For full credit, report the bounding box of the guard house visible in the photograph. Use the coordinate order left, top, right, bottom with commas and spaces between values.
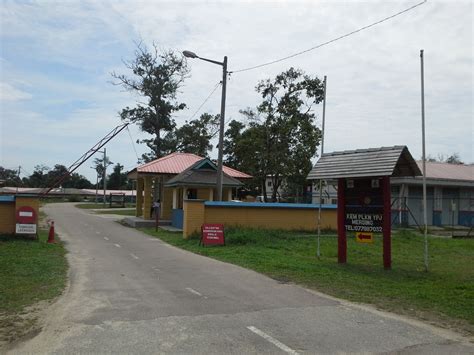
307, 146, 421, 269
127, 152, 252, 228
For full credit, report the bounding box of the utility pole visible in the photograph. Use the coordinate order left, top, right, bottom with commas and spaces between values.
182, 50, 228, 201
216, 56, 228, 201
420, 49, 429, 271
317, 75, 327, 259
16, 165, 21, 194
103, 148, 107, 207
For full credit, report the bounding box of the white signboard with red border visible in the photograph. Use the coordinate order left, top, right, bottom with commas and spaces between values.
15, 206, 37, 235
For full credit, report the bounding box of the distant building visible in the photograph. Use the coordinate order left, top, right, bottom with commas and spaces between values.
391, 161, 473, 227
309, 157, 474, 227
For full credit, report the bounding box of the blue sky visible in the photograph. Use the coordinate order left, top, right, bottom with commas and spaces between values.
1, 0, 472, 182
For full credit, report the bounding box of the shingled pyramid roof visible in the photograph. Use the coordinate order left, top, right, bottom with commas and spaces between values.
307, 146, 422, 180
164, 158, 244, 187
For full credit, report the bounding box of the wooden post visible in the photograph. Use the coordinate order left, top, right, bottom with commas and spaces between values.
143, 176, 152, 220
136, 178, 144, 217
337, 178, 347, 264
383, 176, 392, 269
172, 188, 177, 209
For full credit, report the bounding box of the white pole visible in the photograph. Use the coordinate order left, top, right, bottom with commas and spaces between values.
420, 49, 429, 271
317, 75, 327, 258
103, 148, 107, 207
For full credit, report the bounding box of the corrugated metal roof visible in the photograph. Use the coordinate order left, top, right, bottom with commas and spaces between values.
133, 152, 252, 179
307, 146, 422, 180
418, 161, 473, 181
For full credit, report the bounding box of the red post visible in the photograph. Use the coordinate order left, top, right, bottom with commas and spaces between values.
382, 176, 391, 269
337, 178, 347, 264
155, 207, 159, 232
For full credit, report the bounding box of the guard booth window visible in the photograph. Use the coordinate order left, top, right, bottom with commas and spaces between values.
187, 189, 197, 199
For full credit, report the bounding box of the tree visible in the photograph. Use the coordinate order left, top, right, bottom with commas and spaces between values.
45, 164, 70, 188
25, 165, 50, 187
0, 167, 21, 187
223, 120, 246, 170
107, 163, 129, 190
93, 156, 113, 189
63, 173, 93, 189
224, 68, 324, 201
427, 153, 464, 165
170, 113, 219, 157
112, 42, 190, 161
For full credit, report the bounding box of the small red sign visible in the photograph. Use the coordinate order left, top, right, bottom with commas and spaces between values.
16, 206, 37, 224
200, 224, 225, 246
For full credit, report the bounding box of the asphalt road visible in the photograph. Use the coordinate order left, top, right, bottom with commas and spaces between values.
11, 203, 473, 354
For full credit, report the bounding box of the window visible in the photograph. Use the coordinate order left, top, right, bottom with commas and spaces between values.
267, 181, 272, 187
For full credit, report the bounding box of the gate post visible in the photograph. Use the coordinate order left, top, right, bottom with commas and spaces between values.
337, 178, 347, 264
383, 176, 392, 269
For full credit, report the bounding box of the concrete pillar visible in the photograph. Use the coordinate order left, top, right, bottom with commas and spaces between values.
183, 200, 205, 239
136, 178, 144, 217
227, 188, 232, 201
172, 188, 178, 209
209, 188, 214, 201
182, 187, 187, 203
143, 176, 153, 220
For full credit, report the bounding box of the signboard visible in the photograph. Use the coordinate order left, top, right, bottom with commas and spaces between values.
16, 206, 37, 224
344, 178, 383, 233
16, 223, 37, 234
15, 206, 37, 235
356, 232, 373, 243
200, 224, 225, 246
345, 213, 382, 233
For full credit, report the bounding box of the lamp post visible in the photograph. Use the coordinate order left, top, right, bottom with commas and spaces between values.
183, 50, 227, 201
93, 149, 107, 206
90, 166, 99, 203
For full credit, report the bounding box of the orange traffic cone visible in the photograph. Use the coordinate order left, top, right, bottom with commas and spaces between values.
47, 221, 55, 243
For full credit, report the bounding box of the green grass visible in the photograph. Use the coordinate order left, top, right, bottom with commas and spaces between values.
0, 231, 67, 312
0, 230, 68, 345
142, 227, 474, 334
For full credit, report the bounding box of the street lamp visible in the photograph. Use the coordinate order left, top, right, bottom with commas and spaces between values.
92, 149, 107, 206
183, 50, 227, 201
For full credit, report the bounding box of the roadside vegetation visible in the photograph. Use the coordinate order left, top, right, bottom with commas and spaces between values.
143, 227, 474, 335
0, 230, 68, 347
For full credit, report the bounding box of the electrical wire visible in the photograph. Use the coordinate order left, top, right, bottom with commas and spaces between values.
20, 166, 32, 177
229, 0, 427, 74
187, 81, 221, 121
126, 125, 141, 163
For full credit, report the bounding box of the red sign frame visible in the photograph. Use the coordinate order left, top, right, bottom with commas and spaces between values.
16, 206, 37, 224
338, 176, 392, 269
200, 224, 225, 246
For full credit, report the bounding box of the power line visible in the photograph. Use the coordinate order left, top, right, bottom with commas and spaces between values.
229, 0, 427, 74
187, 81, 221, 121
126, 125, 141, 163
20, 166, 32, 176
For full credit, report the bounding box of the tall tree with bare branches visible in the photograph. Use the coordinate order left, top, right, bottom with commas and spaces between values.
112, 43, 190, 161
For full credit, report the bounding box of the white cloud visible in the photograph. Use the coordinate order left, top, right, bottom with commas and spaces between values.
0, 82, 32, 101
1, 0, 472, 183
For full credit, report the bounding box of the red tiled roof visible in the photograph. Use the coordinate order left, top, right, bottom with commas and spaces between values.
416, 161, 473, 181
135, 152, 252, 178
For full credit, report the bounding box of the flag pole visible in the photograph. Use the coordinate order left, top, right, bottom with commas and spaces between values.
317, 75, 327, 258
420, 49, 429, 271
